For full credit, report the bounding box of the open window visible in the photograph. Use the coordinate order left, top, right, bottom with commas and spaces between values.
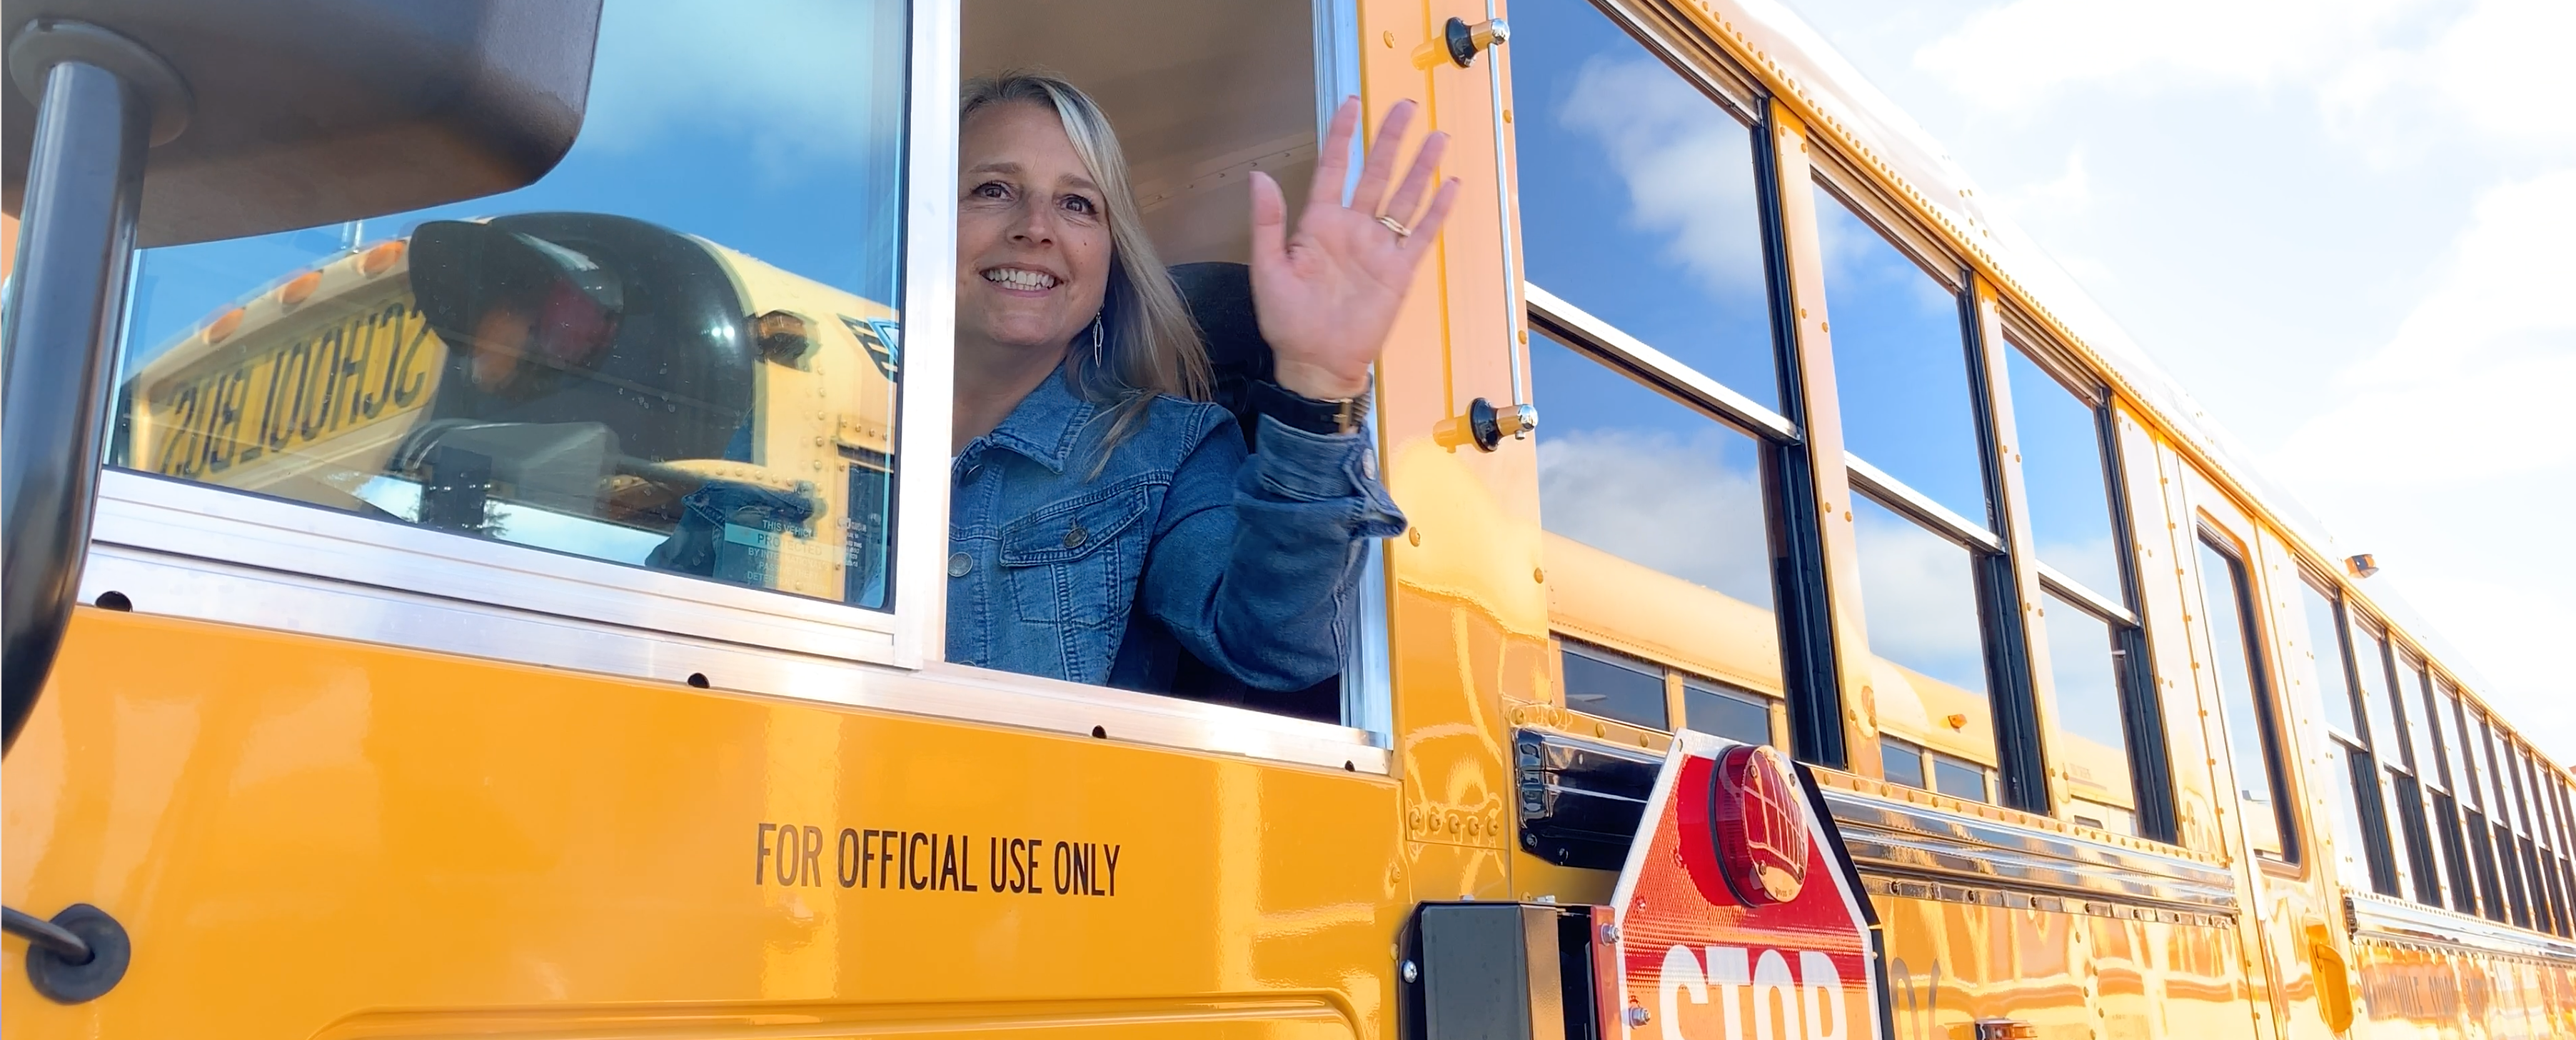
2193, 533, 2298, 862
953, 0, 1385, 728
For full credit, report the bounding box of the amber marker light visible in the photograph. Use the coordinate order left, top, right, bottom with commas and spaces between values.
1709, 743, 1808, 905
278, 270, 323, 306
358, 239, 406, 276
202, 306, 246, 344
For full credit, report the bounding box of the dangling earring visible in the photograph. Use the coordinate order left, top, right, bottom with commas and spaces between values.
1088, 313, 1105, 370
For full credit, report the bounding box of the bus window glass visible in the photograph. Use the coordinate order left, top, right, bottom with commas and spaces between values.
1512, 0, 1778, 409
2410, 661, 2448, 792
1532, 329, 1785, 709
2040, 591, 2135, 815
1684, 678, 1772, 747
2196, 538, 2293, 859
1814, 188, 1985, 524
2445, 686, 2482, 810
1882, 739, 1929, 791
1561, 641, 1670, 731
2350, 621, 2408, 766
2299, 580, 2363, 741
1932, 752, 1991, 804
110, 1, 912, 609
1853, 494, 1995, 802
2004, 346, 2121, 596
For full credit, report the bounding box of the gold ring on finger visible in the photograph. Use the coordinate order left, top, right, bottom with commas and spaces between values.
1376, 214, 1412, 239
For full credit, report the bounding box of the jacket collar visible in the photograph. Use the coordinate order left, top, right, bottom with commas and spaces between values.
971, 364, 1093, 476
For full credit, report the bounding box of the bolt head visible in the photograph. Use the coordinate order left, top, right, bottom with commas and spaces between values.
1401, 959, 1420, 984
1601, 924, 1622, 944
1627, 1006, 1652, 1026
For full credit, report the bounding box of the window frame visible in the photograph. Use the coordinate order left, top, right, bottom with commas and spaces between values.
2192, 526, 2302, 866
69, 0, 1402, 773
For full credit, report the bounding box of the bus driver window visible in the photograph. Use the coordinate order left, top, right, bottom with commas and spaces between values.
952, 3, 1443, 717
114, 3, 911, 609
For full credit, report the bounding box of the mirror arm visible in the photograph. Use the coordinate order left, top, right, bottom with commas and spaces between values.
1, 22, 178, 752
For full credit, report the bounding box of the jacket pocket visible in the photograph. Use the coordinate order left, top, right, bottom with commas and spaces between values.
997, 477, 1156, 628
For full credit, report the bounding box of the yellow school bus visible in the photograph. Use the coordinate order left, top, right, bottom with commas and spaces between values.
7, 0, 2574, 1036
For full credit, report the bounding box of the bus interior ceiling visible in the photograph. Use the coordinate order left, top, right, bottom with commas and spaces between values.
963, 0, 1320, 267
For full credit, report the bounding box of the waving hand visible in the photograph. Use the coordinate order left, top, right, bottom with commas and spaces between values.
1248, 96, 1460, 401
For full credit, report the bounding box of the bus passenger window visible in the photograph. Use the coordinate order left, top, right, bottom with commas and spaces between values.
2452, 694, 2510, 921
2194, 538, 2296, 861
1684, 678, 1772, 747
1881, 738, 1929, 791
2417, 665, 2483, 916
111, 1, 912, 609
1530, 329, 1789, 734
1851, 494, 1998, 803
2040, 592, 2138, 832
2298, 577, 2392, 891
1814, 189, 1985, 524
1559, 641, 1671, 731
2353, 623, 2441, 905
2477, 716, 2533, 926
1512, 0, 1780, 411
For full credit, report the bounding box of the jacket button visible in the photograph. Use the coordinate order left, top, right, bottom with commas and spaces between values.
947, 551, 972, 577
1062, 524, 1087, 549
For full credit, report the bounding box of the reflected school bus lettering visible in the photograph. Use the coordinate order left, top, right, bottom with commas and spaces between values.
757, 824, 1120, 896
147, 293, 441, 480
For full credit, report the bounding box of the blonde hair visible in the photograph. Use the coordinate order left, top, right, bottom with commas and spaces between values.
960, 71, 1212, 456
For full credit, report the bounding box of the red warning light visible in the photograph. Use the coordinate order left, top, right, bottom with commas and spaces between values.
1711, 744, 1808, 905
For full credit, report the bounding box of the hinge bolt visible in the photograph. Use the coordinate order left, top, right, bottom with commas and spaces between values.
1401, 959, 1420, 984
1628, 1006, 1652, 1026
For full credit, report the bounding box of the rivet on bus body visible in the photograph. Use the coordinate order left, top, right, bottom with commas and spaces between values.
1407, 528, 1422, 546
1532, 567, 1544, 583
1383, 30, 1394, 46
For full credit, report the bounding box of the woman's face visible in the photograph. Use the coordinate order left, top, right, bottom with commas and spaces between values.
956, 101, 1112, 360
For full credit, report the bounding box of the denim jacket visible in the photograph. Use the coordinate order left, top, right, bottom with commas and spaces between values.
946, 366, 1405, 692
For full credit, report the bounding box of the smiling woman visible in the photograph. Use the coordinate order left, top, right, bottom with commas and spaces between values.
939, 71, 1454, 705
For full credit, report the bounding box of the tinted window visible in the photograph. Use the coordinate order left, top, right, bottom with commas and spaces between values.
1561, 641, 1669, 729
2300, 581, 2361, 740
2198, 539, 2292, 858
1815, 189, 1983, 522
1684, 679, 1772, 746
1512, 0, 1777, 408
2004, 346, 2121, 596
1933, 754, 1991, 802
111, 1, 912, 609
2043, 592, 2133, 810
1883, 739, 1928, 791
2412, 664, 2450, 792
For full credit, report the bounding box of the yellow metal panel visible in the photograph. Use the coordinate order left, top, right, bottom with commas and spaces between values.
4, 611, 1402, 1036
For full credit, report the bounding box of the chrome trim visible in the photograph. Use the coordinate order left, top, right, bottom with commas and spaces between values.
2034, 561, 2136, 627
1844, 455, 2003, 554
1312, 0, 1389, 748
2348, 891, 2576, 964
91, 471, 901, 663
1822, 786, 2239, 913
892, 0, 962, 669
1524, 281, 1800, 443
76, 544, 1391, 775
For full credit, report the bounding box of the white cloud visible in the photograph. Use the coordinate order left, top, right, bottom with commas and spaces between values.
2270, 167, 2576, 754
1556, 56, 1769, 298
1914, 0, 2430, 109
1536, 428, 1773, 608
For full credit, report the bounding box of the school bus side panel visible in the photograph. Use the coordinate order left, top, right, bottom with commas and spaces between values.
4, 610, 1402, 1036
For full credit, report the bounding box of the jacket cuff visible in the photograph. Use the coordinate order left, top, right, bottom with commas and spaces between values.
1247, 415, 1407, 536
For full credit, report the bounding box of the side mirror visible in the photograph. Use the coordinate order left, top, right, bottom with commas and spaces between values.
3, 1, 603, 759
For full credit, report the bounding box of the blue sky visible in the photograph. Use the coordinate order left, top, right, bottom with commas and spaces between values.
122, 0, 907, 370
1784, 0, 2576, 763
